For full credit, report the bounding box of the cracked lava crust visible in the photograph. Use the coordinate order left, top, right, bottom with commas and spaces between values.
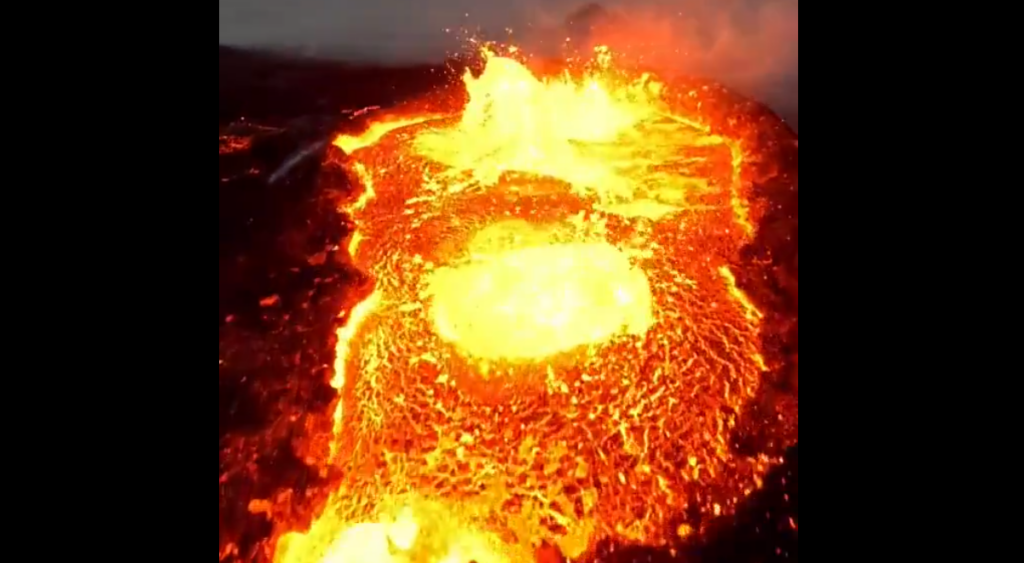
271, 48, 798, 563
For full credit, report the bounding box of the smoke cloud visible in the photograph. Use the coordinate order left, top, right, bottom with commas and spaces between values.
219, 0, 797, 129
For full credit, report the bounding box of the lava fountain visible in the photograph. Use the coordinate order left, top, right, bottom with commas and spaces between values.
274, 47, 798, 563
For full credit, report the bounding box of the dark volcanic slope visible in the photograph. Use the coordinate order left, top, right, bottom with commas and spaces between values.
219, 46, 462, 125
218, 46, 798, 563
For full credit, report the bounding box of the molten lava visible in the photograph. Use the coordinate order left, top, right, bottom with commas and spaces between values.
273, 48, 796, 563
426, 233, 653, 362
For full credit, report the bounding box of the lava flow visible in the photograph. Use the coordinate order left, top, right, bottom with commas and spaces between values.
274, 47, 796, 563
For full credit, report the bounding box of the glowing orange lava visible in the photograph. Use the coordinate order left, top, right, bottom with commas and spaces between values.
274, 48, 795, 563
425, 236, 653, 361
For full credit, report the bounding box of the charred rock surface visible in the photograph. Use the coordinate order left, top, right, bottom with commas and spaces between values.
220, 46, 466, 126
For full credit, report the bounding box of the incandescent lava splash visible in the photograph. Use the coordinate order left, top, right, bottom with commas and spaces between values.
274, 47, 797, 563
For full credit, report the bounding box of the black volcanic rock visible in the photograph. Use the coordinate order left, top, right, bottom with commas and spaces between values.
219, 46, 461, 125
